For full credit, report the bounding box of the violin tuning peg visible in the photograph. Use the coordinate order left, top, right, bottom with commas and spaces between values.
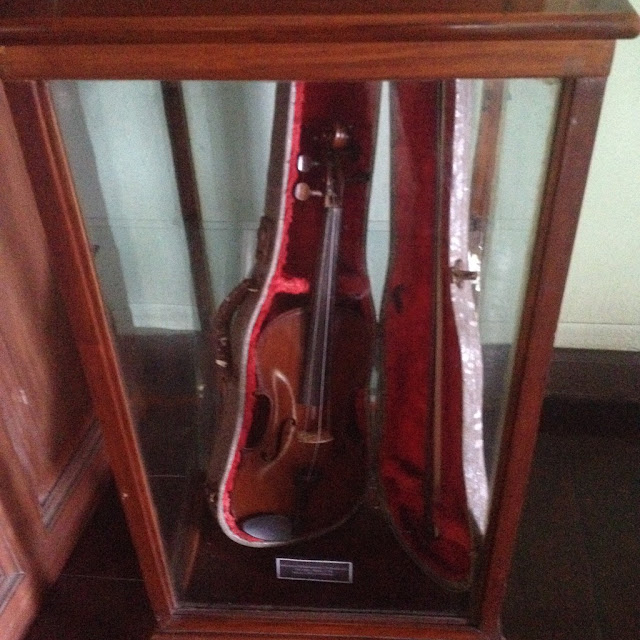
296, 154, 320, 173
294, 182, 323, 202
331, 123, 351, 150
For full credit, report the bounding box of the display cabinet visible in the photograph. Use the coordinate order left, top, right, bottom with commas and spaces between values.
0, 2, 637, 639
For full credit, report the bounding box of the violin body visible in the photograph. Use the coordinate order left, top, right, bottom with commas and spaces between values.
230, 306, 372, 539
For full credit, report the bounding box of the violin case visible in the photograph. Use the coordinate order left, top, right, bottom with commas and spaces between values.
206, 81, 487, 591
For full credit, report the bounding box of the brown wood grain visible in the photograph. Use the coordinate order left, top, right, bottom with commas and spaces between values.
0, 80, 109, 639
150, 614, 488, 640
0, 0, 638, 45
0, 498, 36, 640
0, 81, 104, 542
3, 80, 177, 620
503, 422, 605, 640
0, 40, 616, 81
0, 82, 95, 502
0, 2, 633, 638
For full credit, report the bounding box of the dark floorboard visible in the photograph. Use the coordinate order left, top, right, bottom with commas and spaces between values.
24, 488, 155, 640
24, 398, 639, 640
503, 399, 640, 640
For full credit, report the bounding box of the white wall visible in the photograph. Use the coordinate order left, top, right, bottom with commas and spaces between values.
51, 30, 640, 349
556, 0, 640, 351
478, 79, 560, 346
51, 81, 276, 332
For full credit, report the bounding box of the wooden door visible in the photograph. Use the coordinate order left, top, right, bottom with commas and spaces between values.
0, 83, 108, 640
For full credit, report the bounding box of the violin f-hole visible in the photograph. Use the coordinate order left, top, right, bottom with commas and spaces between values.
245, 394, 271, 449
260, 417, 296, 463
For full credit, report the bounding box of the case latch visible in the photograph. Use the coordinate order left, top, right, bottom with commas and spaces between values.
451, 259, 479, 288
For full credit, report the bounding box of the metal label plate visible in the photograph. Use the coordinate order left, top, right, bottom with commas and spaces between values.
276, 558, 353, 583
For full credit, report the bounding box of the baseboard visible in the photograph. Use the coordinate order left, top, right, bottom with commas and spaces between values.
547, 348, 640, 403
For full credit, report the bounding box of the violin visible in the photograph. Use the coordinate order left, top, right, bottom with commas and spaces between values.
229, 124, 372, 543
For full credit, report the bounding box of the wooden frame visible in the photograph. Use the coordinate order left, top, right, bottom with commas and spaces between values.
0, 2, 637, 639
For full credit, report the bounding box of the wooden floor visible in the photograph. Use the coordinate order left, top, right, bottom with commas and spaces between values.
503, 398, 640, 640
24, 397, 639, 640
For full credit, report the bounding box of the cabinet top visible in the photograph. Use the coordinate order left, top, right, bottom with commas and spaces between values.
0, 0, 638, 46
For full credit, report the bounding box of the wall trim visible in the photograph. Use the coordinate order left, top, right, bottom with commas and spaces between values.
554, 323, 640, 351
547, 347, 640, 402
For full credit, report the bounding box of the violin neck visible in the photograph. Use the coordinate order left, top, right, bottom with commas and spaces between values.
301, 204, 343, 410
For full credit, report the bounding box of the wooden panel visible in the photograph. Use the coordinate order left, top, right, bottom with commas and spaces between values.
151, 617, 489, 640
0, 0, 638, 45
0, 79, 109, 639
0, 534, 25, 618
3, 79, 177, 621
0, 431, 39, 640
0, 505, 37, 640
0, 80, 93, 513
0, 39, 615, 81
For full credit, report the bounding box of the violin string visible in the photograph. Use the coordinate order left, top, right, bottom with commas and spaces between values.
302, 144, 344, 483
306, 203, 341, 482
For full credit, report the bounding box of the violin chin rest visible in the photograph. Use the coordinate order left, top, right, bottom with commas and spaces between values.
239, 514, 293, 542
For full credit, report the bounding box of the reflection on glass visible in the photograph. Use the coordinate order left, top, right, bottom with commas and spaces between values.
472, 79, 561, 486
50, 79, 279, 590
50, 78, 559, 614
367, 81, 391, 312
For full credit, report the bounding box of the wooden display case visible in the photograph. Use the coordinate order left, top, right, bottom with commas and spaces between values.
0, 2, 637, 639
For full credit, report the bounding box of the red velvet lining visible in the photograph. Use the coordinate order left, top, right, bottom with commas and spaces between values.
380, 81, 473, 588
221, 82, 379, 542
220, 81, 473, 586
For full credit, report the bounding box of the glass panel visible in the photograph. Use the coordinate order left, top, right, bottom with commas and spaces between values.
473, 79, 561, 484
50, 78, 559, 617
